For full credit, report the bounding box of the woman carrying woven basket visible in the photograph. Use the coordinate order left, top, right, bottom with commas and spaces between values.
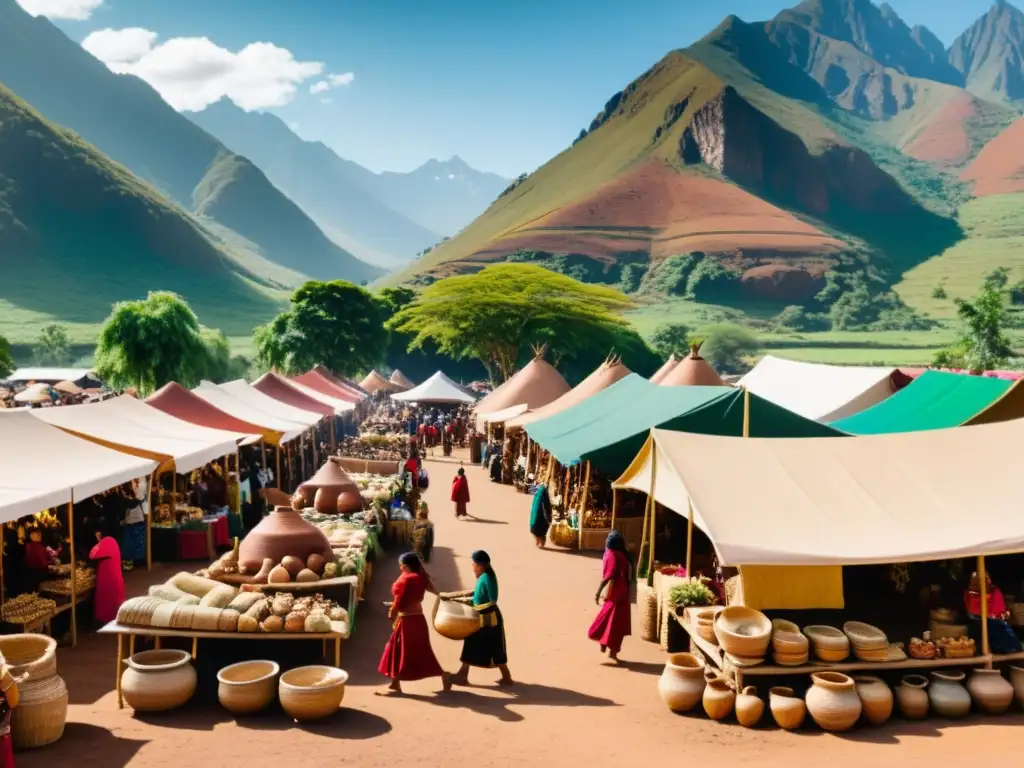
378, 553, 451, 695
449, 550, 513, 686
587, 531, 632, 662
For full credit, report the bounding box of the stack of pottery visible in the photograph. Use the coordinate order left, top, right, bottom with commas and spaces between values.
806, 672, 862, 732
121, 649, 197, 713
928, 670, 971, 718
0, 635, 68, 748
693, 607, 723, 646
967, 669, 1014, 715
702, 674, 736, 721
803, 625, 850, 662
771, 619, 809, 666
842, 621, 890, 662
657, 653, 706, 713
297, 459, 364, 515
896, 675, 929, 719
714, 606, 771, 664
854, 676, 894, 726
769, 686, 806, 730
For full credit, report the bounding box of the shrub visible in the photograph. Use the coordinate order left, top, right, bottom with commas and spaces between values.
620, 262, 647, 293
775, 305, 831, 332
700, 323, 760, 374
687, 260, 742, 301
932, 285, 947, 299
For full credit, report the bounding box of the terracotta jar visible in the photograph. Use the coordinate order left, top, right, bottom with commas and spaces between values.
769, 686, 806, 730
121, 650, 197, 712
1011, 666, 1024, 709
298, 460, 363, 515
896, 675, 929, 720
806, 672, 862, 732
735, 686, 764, 727
854, 675, 893, 726
238, 506, 334, 569
702, 676, 735, 721
657, 653, 706, 713
967, 669, 1014, 715
928, 670, 971, 718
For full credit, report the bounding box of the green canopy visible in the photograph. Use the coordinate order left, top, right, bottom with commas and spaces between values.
830, 370, 1013, 435
526, 375, 844, 476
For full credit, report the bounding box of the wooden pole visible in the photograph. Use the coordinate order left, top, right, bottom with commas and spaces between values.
146, 472, 154, 571
977, 555, 991, 665
646, 442, 659, 587
742, 386, 751, 438
545, 454, 555, 486
610, 487, 618, 531
285, 442, 292, 491
637, 492, 650, 579
67, 501, 77, 646
577, 461, 592, 548
260, 441, 267, 471
275, 445, 282, 491
685, 499, 695, 577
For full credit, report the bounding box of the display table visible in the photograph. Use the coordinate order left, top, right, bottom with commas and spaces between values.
99, 619, 350, 709
177, 527, 215, 561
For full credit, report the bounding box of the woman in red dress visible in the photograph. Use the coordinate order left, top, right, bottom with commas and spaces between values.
587, 531, 632, 662
451, 467, 470, 519
378, 553, 451, 694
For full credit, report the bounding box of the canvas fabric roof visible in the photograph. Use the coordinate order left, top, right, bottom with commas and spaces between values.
527, 376, 843, 475
147, 383, 274, 444
390, 370, 416, 389
648, 356, 678, 384
360, 370, 403, 394
8, 367, 99, 385
614, 423, 1024, 566
660, 344, 725, 387
32, 395, 239, 473
391, 371, 477, 404
0, 411, 157, 522
473, 357, 570, 418
309, 366, 367, 399
253, 373, 335, 418
830, 371, 1015, 434
475, 403, 529, 431
286, 377, 355, 415
214, 380, 322, 426
737, 355, 895, 422
192, 382, 308, 440
506, 360, 631, 431
293, 371, 361, 404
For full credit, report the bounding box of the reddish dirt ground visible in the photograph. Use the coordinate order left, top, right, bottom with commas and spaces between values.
903, 93, 975, 168
962, 116, 1024, 196
20, 455, 1023, 768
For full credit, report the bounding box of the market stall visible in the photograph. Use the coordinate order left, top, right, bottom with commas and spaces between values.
360, 370, 405, 395
472, 349, 570, 431
390, 371, 478, 406
648, 354, 678, 384
390, 370, 416, 389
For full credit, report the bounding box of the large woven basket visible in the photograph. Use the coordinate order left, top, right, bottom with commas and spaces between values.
0, 635, 57, 682
638, 586, 658, 642
548, 522, 578, 549
12, 675, 68, 748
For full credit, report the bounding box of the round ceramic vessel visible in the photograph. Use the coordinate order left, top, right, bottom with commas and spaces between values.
121, 650, 197, 713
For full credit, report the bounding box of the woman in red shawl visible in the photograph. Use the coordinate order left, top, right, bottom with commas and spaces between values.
451, 467, 470, 519
90, 519, 126, 625
379, 553, 451, 694
588, 531, 632, 662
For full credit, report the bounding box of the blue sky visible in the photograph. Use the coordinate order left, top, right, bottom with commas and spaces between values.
32, 0, 1006, 177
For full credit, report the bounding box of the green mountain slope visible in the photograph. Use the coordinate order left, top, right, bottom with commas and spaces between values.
0, 83, 286, 343
0, 0, 380, 284
949, 0, 1024, 102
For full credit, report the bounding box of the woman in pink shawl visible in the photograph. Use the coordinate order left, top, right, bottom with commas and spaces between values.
90, 520, 126, 625
588, 530, 632, 662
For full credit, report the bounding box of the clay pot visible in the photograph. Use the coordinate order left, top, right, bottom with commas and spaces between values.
298, 460, 362, 515
657, 653, 706, 713
806, 672, 862, 732
896, 675, 929, 720
121, 650, 197, 712
702, 676, 735, 721
238, 506, 334, 566
928, 670, 971, 718
735, 686, 764, 727
854, 675, 893, 726
278, 665, 348, 722
769, 686, 806, 730
1011, 666, 1024, 709
217, 660, 280, 714
967, 669, 1014, 715
433, 600, 480, 641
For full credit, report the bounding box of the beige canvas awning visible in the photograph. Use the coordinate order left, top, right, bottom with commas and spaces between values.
286, 378, 355, 416
0, 411, 157, 522
614, 424, 1024, 566
191, 383, 306, 443
213, 380, 322, 428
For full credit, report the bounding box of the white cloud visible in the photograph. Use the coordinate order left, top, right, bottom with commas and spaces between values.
310, 81, 331, 95
319, 97, 333, 104
16, 0, 103, 20
309, 72, 354, 94
81, 27, 326, 111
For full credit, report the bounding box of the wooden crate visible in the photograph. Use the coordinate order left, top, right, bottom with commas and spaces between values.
580, 527, 612, 551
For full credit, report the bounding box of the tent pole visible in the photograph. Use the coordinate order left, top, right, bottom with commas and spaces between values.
146, 472, 154, 571
525, 439, 531, 480
637, 494, 650, 579
330, 417, 336, 451
577, 461, 592, 549
545, 454, 554, 486
610, 487, 618, 531
742, 386, 751, 438
313, 427, 319, 468
646, 442, 658, 587
260, 441, 267, 472
67, 501, 77, 646
276, 445, 282, 491
285, 442, 292, 491
978, 554, 991, 666
685, 499, 694, 577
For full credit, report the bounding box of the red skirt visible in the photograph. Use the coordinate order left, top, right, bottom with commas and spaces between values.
587, 598, 631, 654
378, 614, 444, 681
455, 501, 467, 517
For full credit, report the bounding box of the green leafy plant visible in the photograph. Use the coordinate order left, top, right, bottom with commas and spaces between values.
668, 577, 716, 610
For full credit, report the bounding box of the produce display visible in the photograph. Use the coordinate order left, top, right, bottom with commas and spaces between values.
39, 565, 96, 595
2, 593, 57, 625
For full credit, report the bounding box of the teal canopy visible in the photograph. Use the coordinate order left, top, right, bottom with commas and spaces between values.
525, 375, 845, 476
830, 370, 1013, 435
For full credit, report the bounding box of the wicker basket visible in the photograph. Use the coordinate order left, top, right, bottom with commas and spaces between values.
12, 675, 67, 748
0, 635, 57, 682
580, 527, 611, 551
638, 586, 658, 642
217, 661, 280, 714
548, 522, 578, 549
279, 666, 348, 722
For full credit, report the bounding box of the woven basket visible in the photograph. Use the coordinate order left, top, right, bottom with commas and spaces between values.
638, 586, 658, 642
548, 522, 578, 549
714, 607, 771, 658
12, 675, 68, 748
0, 635, 57, 682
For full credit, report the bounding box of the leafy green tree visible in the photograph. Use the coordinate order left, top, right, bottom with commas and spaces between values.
254, 280, 389, 376
650, 323, 691, 359
201, 328, 249, 383
0, 333, 13, 379
620, 263, 646, 293
387, 264, 633, 382
32, 324, 72, 366
699, 324, 761, 375
935, 278, 1015, 371
94, 291, 208, 394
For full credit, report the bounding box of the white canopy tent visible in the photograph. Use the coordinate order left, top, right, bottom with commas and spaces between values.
213, 380, 322, 427
32, 395, 242, 473
737, 355, 895, 422
287, 378, 355, 416
614, 423, 1024, 567
191, 383, 305, 443
391, 371, 477, 405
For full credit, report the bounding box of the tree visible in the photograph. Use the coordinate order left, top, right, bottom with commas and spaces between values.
650, 323, 691, 359
0, 333, 13, 379
32, 324, 72, 366
699, 324, 760, 375
201, 328, 249, 383
934, 277, 1015, 371
254, 280, 389, 376
984, 267, 1009, 291
94, 291, 208, 394
387, 264, 634, 382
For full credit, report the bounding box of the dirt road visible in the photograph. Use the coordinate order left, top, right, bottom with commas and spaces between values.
19, 457, 1023, 768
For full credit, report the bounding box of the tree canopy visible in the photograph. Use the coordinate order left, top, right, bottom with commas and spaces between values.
254, 280, 389, 376
650, 322, 691, 360
0, 333, 13, 379
386, 264, 636, 381
934, 275, 1016, 371
32, 324, 72, 366
699, 324, 761, 375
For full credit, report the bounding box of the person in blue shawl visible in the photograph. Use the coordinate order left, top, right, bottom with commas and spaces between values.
529, 483, 552, 547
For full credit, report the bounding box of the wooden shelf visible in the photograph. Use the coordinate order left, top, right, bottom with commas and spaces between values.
98, 620, 349, 640
992, 650, 1024, 663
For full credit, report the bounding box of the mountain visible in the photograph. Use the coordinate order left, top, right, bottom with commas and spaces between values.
0, 82, 285, 341
0, 0, 380, 284
189, 101, 442, 267
949, 0, 1024, 102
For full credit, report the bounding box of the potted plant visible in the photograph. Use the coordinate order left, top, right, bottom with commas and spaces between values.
668, 577, 716, 616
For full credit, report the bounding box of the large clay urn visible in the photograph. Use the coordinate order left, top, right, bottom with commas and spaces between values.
853, 675, 893, 726
967, 669, 1014, 715
805, 672, 862, 732
896, 675, 929, 720
238, 506, 334, 568
735, 686, 764, 727
657, 653, 706, 713
121, 650, 197, 712
702, 675, 735, 721
928, 670, 971, 718
297, 459, 363, 515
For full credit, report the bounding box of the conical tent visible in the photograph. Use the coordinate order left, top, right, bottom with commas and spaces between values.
391, 371, 477, 404
312, 365, 368, 399
660, 342, 725, 387
390, 369, 416, 389
293, 370, 362, 404
360, 369, 403, 394
473, 356, 571, 418
505, 357, 631, 431
649, 355, 678, 384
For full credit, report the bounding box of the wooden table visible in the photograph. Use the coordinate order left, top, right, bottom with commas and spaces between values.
99, 620, 350, 709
